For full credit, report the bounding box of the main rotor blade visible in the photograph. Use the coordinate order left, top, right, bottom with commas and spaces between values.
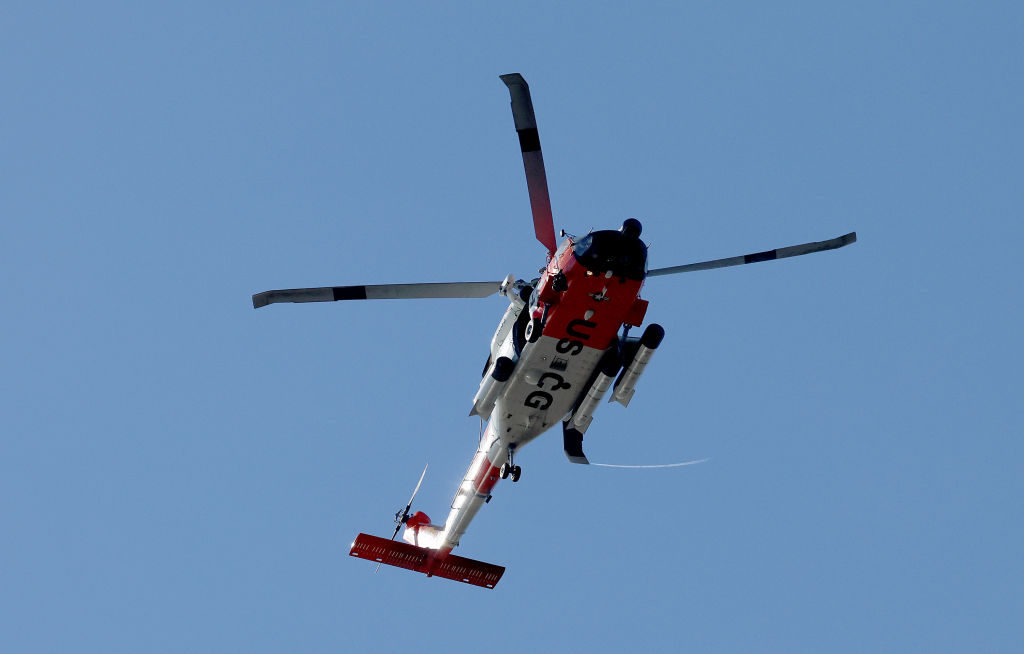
647, 232, 857, 278
252, 281, 501, 309
500, 73, 558, 257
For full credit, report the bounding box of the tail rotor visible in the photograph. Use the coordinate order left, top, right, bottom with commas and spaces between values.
389, 463, 429, 541
375, 463, 429, 573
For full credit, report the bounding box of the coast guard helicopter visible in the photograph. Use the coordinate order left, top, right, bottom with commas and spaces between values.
252, 73, 856, 589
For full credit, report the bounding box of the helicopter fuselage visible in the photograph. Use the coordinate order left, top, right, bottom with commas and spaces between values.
406, 226, 653, 556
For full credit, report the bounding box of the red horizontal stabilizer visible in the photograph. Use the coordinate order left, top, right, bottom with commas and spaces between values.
349, 533, 505, 589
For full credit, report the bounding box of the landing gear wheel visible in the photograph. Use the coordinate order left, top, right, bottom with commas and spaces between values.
499, 463, 510, 479
525, 317, 542, 343
510, 465, 522, 483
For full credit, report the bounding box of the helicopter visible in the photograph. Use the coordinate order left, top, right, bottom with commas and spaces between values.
252, 73, 856, 589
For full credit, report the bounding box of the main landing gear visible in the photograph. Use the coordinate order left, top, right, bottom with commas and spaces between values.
499, 444, 522, 482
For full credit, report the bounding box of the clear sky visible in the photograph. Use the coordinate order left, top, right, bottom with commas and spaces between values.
2, 2, 1022, 652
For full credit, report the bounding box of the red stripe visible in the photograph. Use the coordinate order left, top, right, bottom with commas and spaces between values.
475, 463, 502, 496
538, 249, 643, 349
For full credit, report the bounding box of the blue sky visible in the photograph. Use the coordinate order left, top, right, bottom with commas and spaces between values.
2, 2, 1021, 652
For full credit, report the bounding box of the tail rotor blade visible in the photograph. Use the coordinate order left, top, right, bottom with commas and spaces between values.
500, 73, 558, 256
392, 463, 428, 537
405, 463, 429, 511
376, 463, 428, 573
253, 281, 502, 309
647, 232, 857, 278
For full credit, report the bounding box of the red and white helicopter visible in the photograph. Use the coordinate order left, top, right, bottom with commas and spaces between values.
253, 73, 856, 589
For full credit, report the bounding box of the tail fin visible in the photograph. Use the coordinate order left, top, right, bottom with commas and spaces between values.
349, 533, 505, 589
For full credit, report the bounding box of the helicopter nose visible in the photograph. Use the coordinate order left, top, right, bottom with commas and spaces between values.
620, 218, 643, 239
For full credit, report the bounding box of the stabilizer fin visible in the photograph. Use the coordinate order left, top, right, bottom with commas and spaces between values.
349, 533, 505, 589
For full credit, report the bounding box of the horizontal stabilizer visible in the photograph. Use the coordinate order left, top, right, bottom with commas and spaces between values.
349, 533, 505, 589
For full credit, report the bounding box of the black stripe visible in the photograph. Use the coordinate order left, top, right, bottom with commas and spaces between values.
563, 427, 586, 459
332, 286, 367, 301
744, 249, 777, 264
517, 128, 541, 152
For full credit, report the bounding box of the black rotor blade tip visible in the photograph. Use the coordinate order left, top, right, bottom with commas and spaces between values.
332, 286, 368, 301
